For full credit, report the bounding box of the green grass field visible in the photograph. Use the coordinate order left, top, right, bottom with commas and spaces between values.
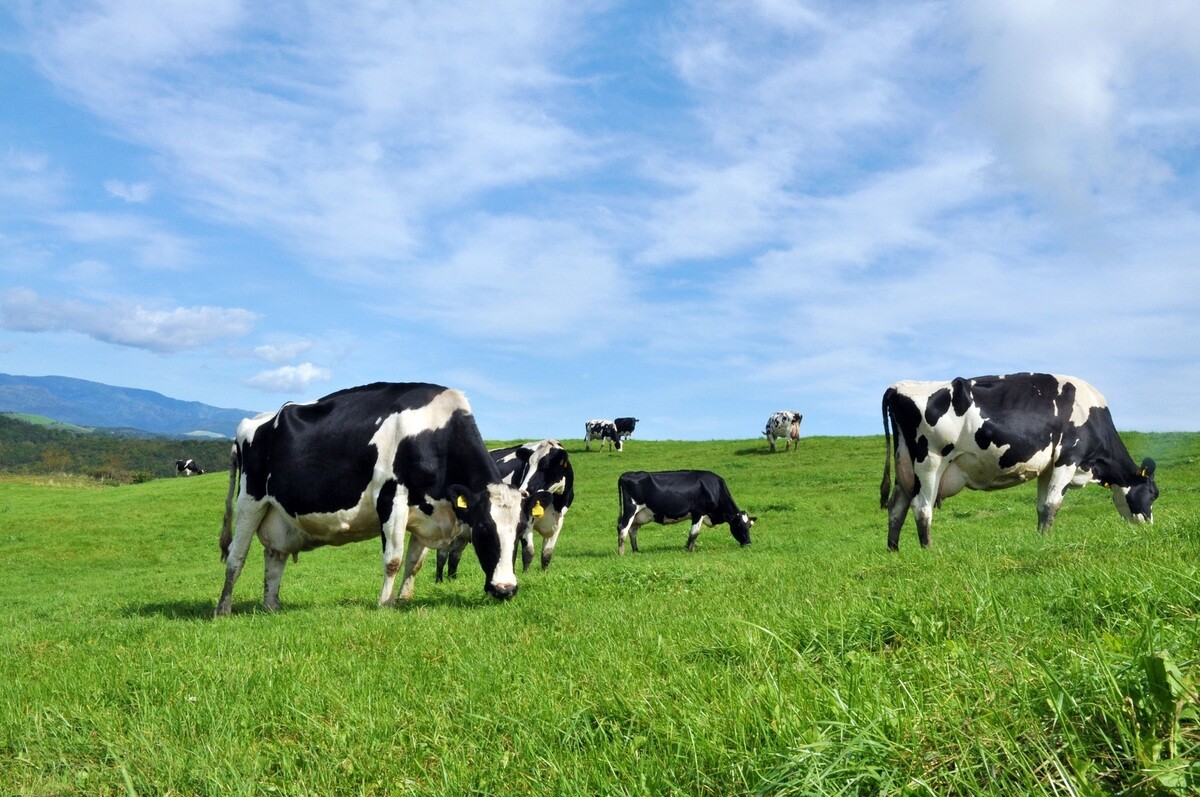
2, 434, 1198, 795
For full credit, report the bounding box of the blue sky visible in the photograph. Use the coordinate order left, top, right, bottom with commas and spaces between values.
1, 1, 1198, 440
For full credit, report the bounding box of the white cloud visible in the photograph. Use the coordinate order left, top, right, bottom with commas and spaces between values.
103, 179, 153, 203
244, 362, 333, 393
20, 0, 600, 265
49, 211, 193, 269
0, 149, 66, 208
390, 214, 635, 353
0, 288, 259, 352
253, 341, 315, 364
961, 0, 1200, 212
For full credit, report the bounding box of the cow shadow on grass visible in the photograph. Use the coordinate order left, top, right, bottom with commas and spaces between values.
563, 546, 692, 559
128, 591, 494, 619
126, 599, 220, 621
734, 446, 775, 456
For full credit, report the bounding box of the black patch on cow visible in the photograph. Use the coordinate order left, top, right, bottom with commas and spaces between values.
966, 373, 1067, 469
950, 377, 973, 416
913, 435, 929, 463
375, 480, 398, 526
885, 391, 924, 465
940, 444, 954, 456
924, 388, 952, 427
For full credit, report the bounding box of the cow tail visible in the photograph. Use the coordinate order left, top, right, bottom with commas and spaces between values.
219, 443, 240, 562
880, 390, 893, 510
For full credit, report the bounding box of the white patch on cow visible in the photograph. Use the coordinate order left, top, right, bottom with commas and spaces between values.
485, 482, 521, 591
369, 389, 466, 476
1060, 374, 1107, 426
237, 409, 279, 446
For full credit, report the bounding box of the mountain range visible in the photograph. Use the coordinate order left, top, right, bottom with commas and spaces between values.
0, 373, 258, 438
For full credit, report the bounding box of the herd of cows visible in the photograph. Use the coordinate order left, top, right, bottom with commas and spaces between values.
210, 373, 1159, 616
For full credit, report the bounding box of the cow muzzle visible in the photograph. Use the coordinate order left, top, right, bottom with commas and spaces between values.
486, 582, 518, 601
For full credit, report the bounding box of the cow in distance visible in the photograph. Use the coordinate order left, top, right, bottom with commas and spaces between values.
616, 470, 756, 555
763, 411, 802, 452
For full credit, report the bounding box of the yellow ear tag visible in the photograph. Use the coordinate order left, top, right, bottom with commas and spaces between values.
1139, 468, 1147, 477
455, 495, 468, 509
532, 502, 545, 519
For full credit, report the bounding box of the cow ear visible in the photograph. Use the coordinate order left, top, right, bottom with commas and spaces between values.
1141, 457, 1156, 479
448, 485, 471, 519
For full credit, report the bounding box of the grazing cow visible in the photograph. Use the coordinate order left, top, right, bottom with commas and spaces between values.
437, 439, 575, 581
881, 372, 1159, 551
763, 411, 803, 452
215, 382, 527, 616
614, 417, 639, 439
176, 458, 204, 476
616, 470, 756, 555
585, 420, 623, 452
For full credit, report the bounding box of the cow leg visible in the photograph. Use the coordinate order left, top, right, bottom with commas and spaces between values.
397, 535, 429, 602
539, 510, 565, 570
436, 548, 448, 583
262, 549, 288, 612
377, 481, 409, 606
520, 525, 535, 572
617, 510, 636, 556
685, 518, 702, 551
768, 435, 776, 452
910, 467, 942, 549
444, 532, 469, 580
886, 480, 913, 552
1037, 466, 1075, 532
215, 497, 268, 617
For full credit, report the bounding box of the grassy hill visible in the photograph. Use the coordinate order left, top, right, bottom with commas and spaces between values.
0, 434, 1197, 795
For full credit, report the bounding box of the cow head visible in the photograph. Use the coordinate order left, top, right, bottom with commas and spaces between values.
729, 512, 756, 546
1112, 457, 1158, 524
449, 483, 524, 600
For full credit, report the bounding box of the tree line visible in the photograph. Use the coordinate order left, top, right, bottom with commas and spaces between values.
0, 415, 232, 484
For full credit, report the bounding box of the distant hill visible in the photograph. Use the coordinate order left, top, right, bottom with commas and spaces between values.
0, 413, 232, 482
0, 374, 257, 438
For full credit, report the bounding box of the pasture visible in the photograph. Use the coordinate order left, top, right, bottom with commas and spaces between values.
1, 434, 1198, 795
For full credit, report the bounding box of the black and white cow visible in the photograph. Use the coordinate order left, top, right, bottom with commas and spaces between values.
437, 439, 575, 581
585, 420, 623, 452
614, 417, 639, 439
881, 372, 1159, 551
215, 382, 527, 616
763, 411, 802, 452
616, 470, 756, 555
176, 458, 204, 476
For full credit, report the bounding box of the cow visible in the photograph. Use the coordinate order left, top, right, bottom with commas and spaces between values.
616, 470, 756, 555
437, 439, 574, 581
763, 411, 802, 452
614, 417, 639, 439
214, 382, 528, 616
585, 419, 623, 452
881, 372, 1159, 551
176, 458, 204, 476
